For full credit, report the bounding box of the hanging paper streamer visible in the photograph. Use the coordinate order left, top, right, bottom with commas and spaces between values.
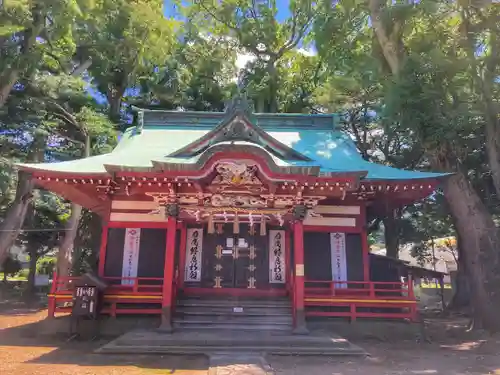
233, 212, 240, 234
207, 214, 214, 234
121, 228, 141, 285
330, 232, 347, 288
269, 230, 286, 283
260, 216, 267, 236
184, 228, 204, 282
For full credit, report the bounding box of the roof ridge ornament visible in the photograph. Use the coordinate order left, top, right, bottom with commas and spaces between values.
224, 93, 254, 118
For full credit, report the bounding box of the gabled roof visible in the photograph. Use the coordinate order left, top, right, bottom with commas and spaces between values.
168, 97, 312, 162
17, 96, 449, 182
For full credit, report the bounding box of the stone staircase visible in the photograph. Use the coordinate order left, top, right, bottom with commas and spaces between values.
173, 295, 293, 332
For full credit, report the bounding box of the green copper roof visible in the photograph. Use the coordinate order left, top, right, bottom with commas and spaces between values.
18, 108, 447, 181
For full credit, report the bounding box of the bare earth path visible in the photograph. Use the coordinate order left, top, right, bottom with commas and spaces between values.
1, 298, 500, 374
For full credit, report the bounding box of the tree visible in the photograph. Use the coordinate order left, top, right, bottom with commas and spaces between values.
1, 255, 22, 283
366, 0, 500, 330
132, 33, 238, 112
78, 0, 177, 122
186, 0, 315, 113
17, 191, 64, 295
0, 72, 114, 272
457, 5, 500, 198
0, 0, 95, 107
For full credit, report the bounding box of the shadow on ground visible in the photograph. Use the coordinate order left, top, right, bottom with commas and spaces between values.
2, 299, 500, 375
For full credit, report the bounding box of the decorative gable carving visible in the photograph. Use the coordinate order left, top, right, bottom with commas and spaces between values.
209, 117, 259, 145
213, 161, 261, 186
168, 95, 312, 162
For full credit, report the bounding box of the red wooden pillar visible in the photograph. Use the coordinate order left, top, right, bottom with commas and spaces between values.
98, 224, 109, 277
285, 228, 292, 295
177, 223, 187, 289
160, 217, 177, 332
293, 220, 309, 334
360, 202, 370, 282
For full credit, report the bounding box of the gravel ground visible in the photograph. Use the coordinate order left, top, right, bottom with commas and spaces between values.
2, 298, 500, 375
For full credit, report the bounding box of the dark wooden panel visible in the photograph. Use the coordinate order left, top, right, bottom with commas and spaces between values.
195, 226, 217, 288
303, 232, 364, 282
252, 229, 271, 289
104, 228, 125, 278
137, 228, 166, 279
198, 224, 274, 289
346, 233, 363, 281
304, 232, 332, 281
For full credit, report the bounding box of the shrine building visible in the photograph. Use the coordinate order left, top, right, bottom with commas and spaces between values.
18, 96, 447, 333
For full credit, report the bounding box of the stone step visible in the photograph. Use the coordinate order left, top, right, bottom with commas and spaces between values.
173, 322, 292, 331
177, 299, 291, 309
175, 307, 291, 316
174, 314, 292, 324
97, 344, 366, 356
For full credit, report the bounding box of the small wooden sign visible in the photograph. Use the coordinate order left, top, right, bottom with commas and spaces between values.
72, 286, 98, 317
295, 264, 305, 277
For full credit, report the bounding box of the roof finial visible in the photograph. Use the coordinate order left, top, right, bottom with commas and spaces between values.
136, 109, 144, 134
224, 92, 254, 117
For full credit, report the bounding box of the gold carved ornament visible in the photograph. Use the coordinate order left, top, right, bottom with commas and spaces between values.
249, 245, 256, 260
215, 245, 223, 259
247, 277, 256, 289
214, 276, 222, 288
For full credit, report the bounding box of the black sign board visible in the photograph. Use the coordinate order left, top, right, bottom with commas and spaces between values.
72, 285, 98, 317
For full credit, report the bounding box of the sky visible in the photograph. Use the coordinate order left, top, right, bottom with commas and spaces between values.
163, 0, 292, 21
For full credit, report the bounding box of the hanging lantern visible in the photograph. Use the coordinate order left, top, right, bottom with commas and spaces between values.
207, 213, 215, 234
233, 212, 240, 234
260, 215, 267, 236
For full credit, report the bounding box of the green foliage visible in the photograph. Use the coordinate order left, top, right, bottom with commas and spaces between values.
37, 256, 56, 277
79, 0, 177, 121
16, 268, 29, 279
0, 0, 498, 295
1, 254, 22, 277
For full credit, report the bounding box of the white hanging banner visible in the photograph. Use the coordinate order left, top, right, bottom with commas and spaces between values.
269, 230, 286, 284
330, 232, 347, 288
184, 228, 204, 282
121, 228, 141, 285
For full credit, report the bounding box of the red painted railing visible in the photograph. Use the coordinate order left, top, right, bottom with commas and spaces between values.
48, 273, 164, 317
304, 279, 417, 322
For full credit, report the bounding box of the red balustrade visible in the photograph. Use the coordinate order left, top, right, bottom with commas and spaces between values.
304, 279, 417, 322
48, 273, 165, 317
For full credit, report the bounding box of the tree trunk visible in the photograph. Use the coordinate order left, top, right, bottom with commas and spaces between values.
445, 224, 470, 311
26, 244, 38, 297
0, 69, 20, 108
368, 0, 404, 75
447, 266, 470, 312
368, 0, 500, 331
0, 135, 46, 265
56, 204, 83, 279
267, 60, 278, 113
383, 211, 400, 258
0, 18, 44, 108
440, 169, 500, 331
460, 8, 500, 199
56, 135, 90, 279
107, 86, 126, 122
0, 173, 35, 266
